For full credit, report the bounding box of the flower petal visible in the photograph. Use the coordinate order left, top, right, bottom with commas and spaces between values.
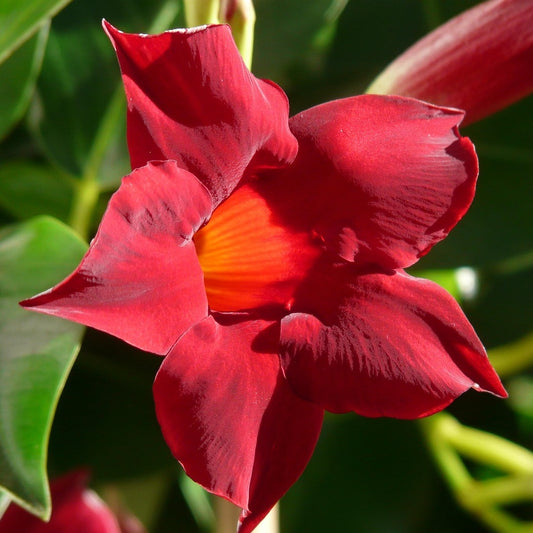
0, 470, 121, 533
280, 267, 506, 418
153, 314, 323, 531
278, 95, 477, 269
21, 161, 210, 355
103, 21, 298, 205
368, 0, 533, 125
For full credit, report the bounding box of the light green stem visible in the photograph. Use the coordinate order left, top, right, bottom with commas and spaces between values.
461, 505, 524, 533
67, 0, 180, 239
225, 0, 255, 69
421, 413, 533, 533
419, 414, 472, 491
0, 491, 11, 520
68, 177, 100, 239
489, 332, 533, 378
184, 0, 220, 27
213, 498, 241, 533
183, 0, 255, 69
466, 476, 533, 507
421, 0, 441, 31
179, 474, 214, 531
436, 413, 533, 475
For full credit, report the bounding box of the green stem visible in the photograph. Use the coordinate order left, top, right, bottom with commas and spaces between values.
489, 332, 533, 378
420, 0, 441, 31
419, 414, 472, 491
461, 505, 525, 533
466, 476, 533, 507
67, 0, 180, 239
179, 474, 214, 532
183, 0, 255, 69
212, 497, 240, 533
0, 491, 10, 520
421, 413, 533, 533
437, 412, 533, 475
68, 177, 99, 239
68, 85, 126, 238
225, 0, 256, 69
184, 0, 220, 27
492, 250, 533, 277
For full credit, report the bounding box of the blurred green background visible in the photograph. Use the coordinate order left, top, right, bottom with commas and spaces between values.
0, 0, 532, 531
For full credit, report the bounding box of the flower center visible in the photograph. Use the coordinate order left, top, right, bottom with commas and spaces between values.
193, 182, 321, 312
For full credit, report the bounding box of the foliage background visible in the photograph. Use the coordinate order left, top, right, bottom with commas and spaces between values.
0, 0, 532, 531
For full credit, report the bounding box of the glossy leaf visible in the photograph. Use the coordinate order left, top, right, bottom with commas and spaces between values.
252, 0, 344, 83
0, 0, 72, 64
28, 0, 180, 183
47, 330, 175, 482
0, 162, 73, 222
0, 217, 86, 518
0, 490, 10, 518
0, 23, 48, 140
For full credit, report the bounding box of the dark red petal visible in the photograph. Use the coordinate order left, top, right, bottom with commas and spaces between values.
103, 21, 297, 206
21, 161, 210, 355
0, 470, 120, 533
279, 95, 477, 269
153, 315, 323, 531
280, 267, 506, 418
369, 0, 533, 125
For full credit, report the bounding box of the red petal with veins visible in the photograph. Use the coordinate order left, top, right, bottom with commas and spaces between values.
280, 267, 506, 418
369, 0, 533, 125
103, 21, 297, 206
266, 95, 477, 269
0, 470, 120, 533
153, 315, 323, 532
21, 161, 210, 355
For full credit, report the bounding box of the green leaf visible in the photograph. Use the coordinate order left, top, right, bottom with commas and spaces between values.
28, 0, 180, 184
28, 14, 128, 181
0, 489, 11, 518
253, 0, 338, 84
0, 0, 73, 65
0, 22, 48, 140
0, 161, 73, 222
48, 330, 175, 482
0, 216, 86, 519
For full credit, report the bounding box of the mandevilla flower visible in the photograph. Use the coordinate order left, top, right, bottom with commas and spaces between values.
21, 20, 507, 532
368, 0, 533, 125
0, 471, 134, 533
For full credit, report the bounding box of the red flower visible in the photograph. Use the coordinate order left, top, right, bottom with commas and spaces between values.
0, 471, 123, 533
21, 22, 506, 532
368, 0, 533, 125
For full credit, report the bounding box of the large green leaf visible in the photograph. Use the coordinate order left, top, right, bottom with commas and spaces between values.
0, 0, 73, 65
0, 161, 73, 222
28, 0, 180, 184
253, 0, 338, 85
0, 22, 48, 140
0, 216, 86, 518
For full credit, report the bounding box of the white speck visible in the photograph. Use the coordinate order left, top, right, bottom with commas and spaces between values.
455, 266, 479, 301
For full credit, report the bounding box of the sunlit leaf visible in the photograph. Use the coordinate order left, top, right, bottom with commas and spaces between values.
0, 22, 48, 140
0, 161, 73, 222
0, 0, 73, 64
0, 216, 86, 518
28, 0, 180, 184
253, 0, 339, 84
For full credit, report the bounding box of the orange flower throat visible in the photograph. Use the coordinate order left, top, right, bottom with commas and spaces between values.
193, 183, 320, 312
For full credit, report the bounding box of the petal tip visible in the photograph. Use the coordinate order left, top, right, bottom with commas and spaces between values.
475, 378, 508, 400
